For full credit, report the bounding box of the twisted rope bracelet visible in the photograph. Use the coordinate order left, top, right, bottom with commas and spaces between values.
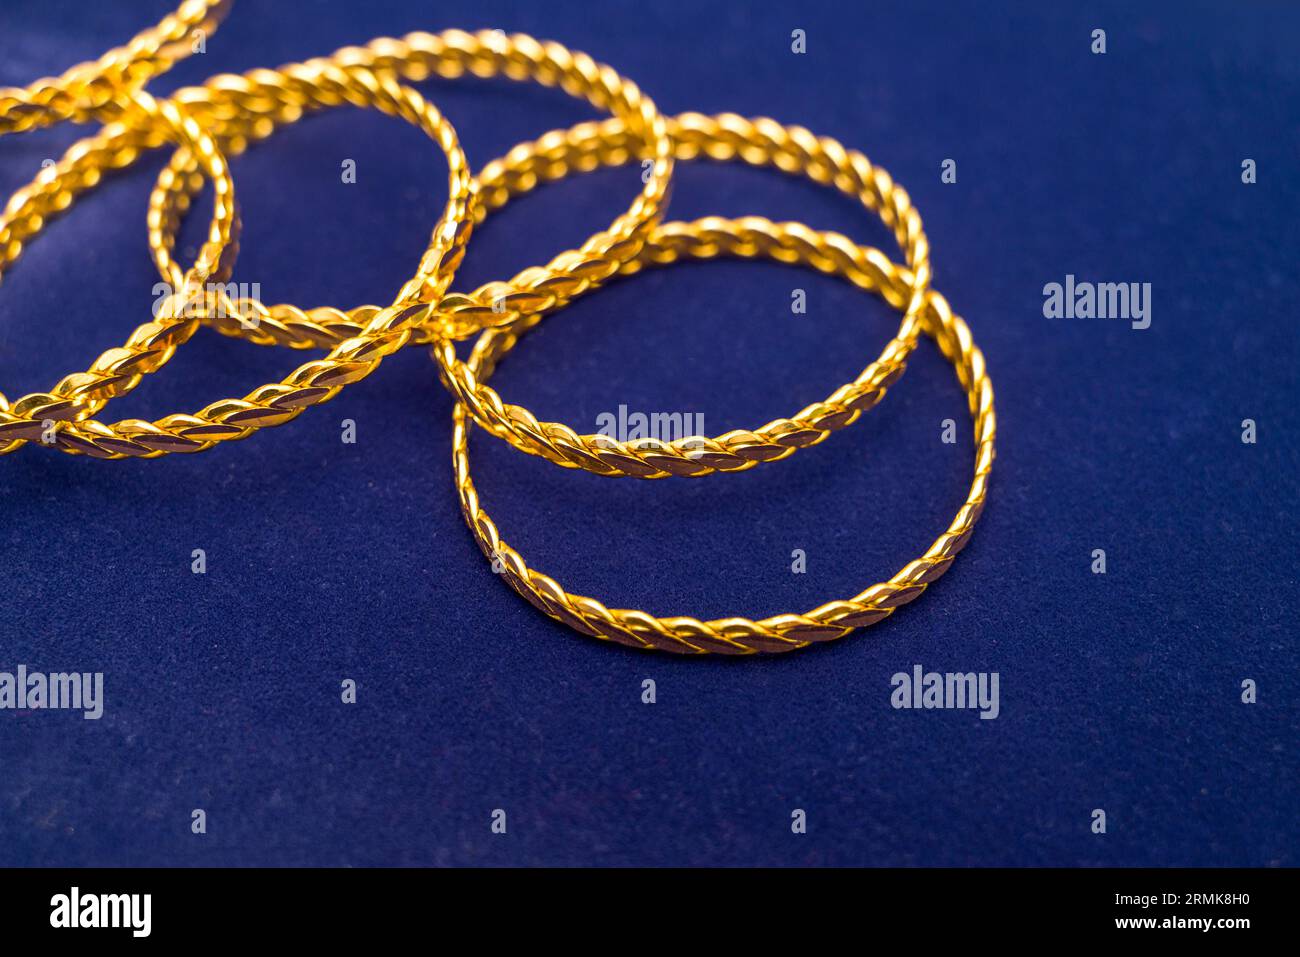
0, 32, 677, 458
87, 29, 674, 341
0, 3, 996, 657
0, 89, 240, 456
0, 68, 468, 459
452, 218, 995, 653
147, 112, 933, 478
0, 0, 230, 134
434, 113, 932, 477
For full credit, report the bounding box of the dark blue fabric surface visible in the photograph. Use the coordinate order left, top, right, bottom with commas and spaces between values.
0, 0, 1295, 866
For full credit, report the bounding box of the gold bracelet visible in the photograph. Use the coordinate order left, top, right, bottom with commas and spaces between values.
453, 217, 994, 653
436, 113, 931, 477
0, 88, 239, 456
131, 29, 674, 341
130, 111, 931, 477
0, 0, 230, 134
140, 61, 481, 319
0, 6, 998, 660
0, 71, 471, 459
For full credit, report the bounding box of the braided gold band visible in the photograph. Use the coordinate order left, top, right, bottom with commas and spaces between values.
140, 61, 483, 320
138, 111, 933, 478
145, 114, 928, 361
452, 218, 994, 653
1, 70, 470, 459
0, 3, 997, 662
437, 116, 931, 477
132, 29, 674, 339
0, 88, 240, 456
0, 0, 230, 134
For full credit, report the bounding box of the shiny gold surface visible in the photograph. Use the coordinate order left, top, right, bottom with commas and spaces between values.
144, 30, 673, 340
0, 2, 993, 653
0, 0, 230, 134
453, 217, 994, 652
0, 89, 240, 455
0, 73, 468, 458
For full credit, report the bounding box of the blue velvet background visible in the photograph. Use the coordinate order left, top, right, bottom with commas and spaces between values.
0, 0, 1295, 867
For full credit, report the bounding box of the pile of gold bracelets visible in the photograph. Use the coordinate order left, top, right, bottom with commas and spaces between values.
1, 1, 995, 655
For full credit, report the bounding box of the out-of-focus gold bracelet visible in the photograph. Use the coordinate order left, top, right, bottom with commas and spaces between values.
0, 0, 230, 134
453, 218, 994, 653
0, 88, 239, 455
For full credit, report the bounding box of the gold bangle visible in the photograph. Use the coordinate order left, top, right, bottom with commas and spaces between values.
435, 113, 931, 477
452, 217, 994, 653
135, 29, 675, 341
140, 61, 480, 317
0, 88, 240, 456
0, 0, 230, 134
0, 73, 471, 459
131, 111, 931, 477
